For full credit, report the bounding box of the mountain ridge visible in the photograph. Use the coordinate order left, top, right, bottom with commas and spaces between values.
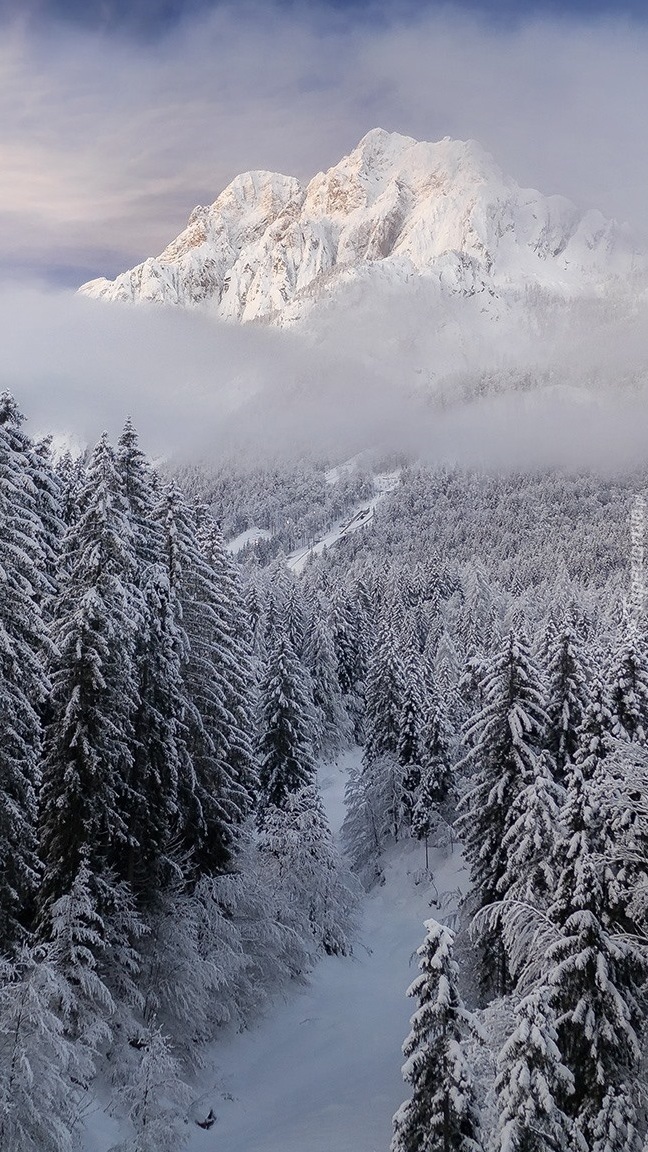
79, 128, 644, 325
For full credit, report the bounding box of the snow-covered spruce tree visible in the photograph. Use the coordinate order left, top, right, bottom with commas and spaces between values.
589, 1085, 641, 1152
497, 749, 563, 911
54, 448, 86, 530
259, 785, 358, 956
116, 424, 193, 894
329, 582, 367, 738
123, 558, 190, 896
27, 434, 64, 615
364, 618, 406, 764
285, 579, 308, 659
458, 651, 488, 732
116, 418, 161, 566
257, 609, 317, 821
595, 740, 648, 937
457, 631, 547, 992
48, 860, 115, 1054
157, 484, 253, 876
195, 510, 258, 816
303, 594, 349, 757
547, 834, 646, 1141
391, 919, 481, 1152
491, 988, 576, 1152
544, 620, 591, 782
244, 571, 266, 663
0, 393, 51, 951
342, 751, 406, 882
608, 617, 648, 744
38, 433, 139, 923
0, 945, 92, 1152
397, 638, 428, 825
342, 619, 408, 876
459, 562, 495, 661
109, 1026, 192, 1152
573, 669, 612, 780
434, 627, 462, 728
412, 682, 455, 843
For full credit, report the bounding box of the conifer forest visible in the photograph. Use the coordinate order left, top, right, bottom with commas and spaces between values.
3, 380, 648, 1152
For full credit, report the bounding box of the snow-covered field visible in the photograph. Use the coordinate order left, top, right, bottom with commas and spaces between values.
225, 526, 273, 554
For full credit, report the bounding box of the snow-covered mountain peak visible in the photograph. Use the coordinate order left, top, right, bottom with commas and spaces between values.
79, 129, 644, 324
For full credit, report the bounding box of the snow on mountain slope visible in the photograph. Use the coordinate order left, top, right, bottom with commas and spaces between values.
79, 129, 643, 327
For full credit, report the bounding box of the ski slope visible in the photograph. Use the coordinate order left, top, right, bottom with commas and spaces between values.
185, 749, 467, 1152
287, 471, 400, 574
225, 526, 273, 554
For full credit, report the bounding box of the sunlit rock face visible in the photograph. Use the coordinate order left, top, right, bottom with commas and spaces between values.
80, 128, 644, 325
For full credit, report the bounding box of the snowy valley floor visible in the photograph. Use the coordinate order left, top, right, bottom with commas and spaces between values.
87, 752, 469, 1152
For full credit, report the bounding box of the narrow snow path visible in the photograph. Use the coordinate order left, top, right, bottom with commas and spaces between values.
187, 751, 469, 1152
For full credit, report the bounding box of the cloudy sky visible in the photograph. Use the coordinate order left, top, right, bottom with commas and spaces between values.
3, 0, 648, 287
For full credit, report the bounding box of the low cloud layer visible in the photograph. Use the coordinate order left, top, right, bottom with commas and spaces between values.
4, 284, 648, 478
3, 4, 648, 284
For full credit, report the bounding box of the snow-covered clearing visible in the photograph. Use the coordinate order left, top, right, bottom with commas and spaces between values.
225, 526, 273, 554
184, 749, 467, 1152
287, 471, 401, 575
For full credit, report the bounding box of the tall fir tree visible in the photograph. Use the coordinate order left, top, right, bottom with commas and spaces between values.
391, 919, 481, 1152
364, 619, 406, 764
195, 511, 258, 816
412, 677, 455, 844
397, 639, 427, 824
547, 808, 646, 1141
257, 611, 317, 820
0, 394, 51, 951
458, 632, 547, 907
157, 484, 250, 876
608, 618, 648, 744
38, 433, 140, 922
544, 620, 591, 782
457, 631, 547, 992
116, 421, 191, 894
573, 669, 612, 781
497, 749, 563, 911
303, 594, 349, 757
491, 988, 576, 1152
329, 583, 367, 738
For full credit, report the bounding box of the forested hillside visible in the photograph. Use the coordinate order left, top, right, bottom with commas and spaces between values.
2, 391, 648, 1150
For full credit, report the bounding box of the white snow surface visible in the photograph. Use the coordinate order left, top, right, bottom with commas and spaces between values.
187, 750, 468, 1152
79, 129, 644, 328
225, 526, 273, 554
287, 470, 400, 574
85, 747, 468, 1152
324, 454, 363, 486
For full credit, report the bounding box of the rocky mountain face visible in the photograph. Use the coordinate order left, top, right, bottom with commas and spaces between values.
79, 128, 643, 325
